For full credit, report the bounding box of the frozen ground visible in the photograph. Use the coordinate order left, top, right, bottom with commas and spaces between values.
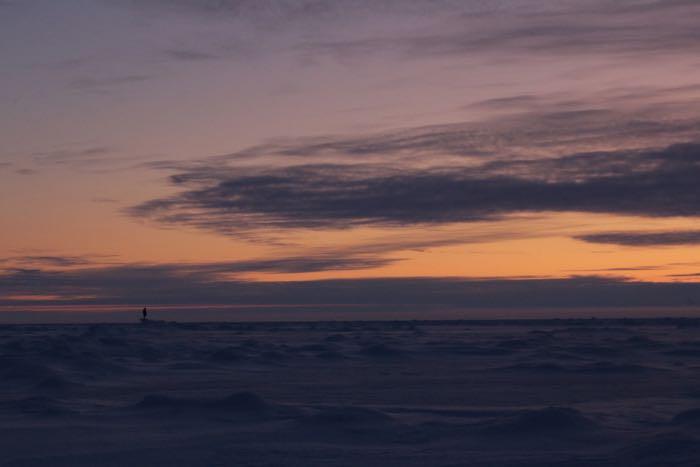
2, 318, 700, 466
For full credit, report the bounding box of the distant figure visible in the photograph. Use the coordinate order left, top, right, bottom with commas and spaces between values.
142, 307, 148, 322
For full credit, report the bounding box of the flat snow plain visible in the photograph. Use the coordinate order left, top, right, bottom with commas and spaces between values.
2, 318, 700, 466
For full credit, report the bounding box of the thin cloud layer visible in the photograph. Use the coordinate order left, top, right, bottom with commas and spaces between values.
0, 253, 124, 266
4, 255, 101, 267
114, 0, 700, 60
312, 9, 700, 60
578, 231, 700, 247
32, 146, 115, 165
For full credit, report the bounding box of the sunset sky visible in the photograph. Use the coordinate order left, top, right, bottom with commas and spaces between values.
2, 0, 700, 318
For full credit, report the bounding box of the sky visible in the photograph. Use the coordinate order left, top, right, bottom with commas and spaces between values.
2, 0, 700, 320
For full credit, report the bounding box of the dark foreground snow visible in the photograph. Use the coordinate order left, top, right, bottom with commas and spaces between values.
2, 318, 700, 466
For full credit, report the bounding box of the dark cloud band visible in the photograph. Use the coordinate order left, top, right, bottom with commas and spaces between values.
2, 262, 700, 308
129, 142, 700, 233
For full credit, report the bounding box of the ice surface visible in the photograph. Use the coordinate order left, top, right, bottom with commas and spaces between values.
1, 318, 700, 466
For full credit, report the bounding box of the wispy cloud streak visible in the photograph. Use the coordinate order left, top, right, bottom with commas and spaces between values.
577, 231, 700, 247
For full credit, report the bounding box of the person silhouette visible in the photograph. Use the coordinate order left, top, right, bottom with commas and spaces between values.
142, 307, 148, 321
